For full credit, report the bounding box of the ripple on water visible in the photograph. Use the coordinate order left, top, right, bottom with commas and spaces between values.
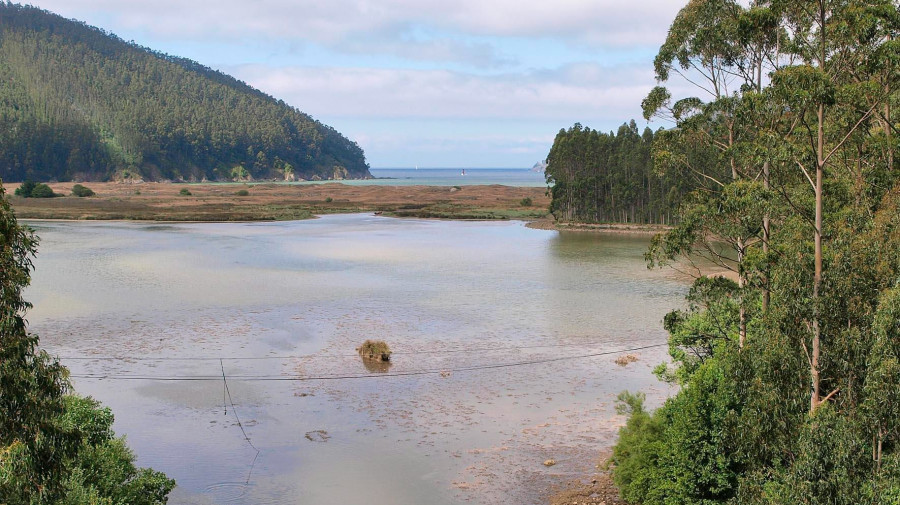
204, 481, 251, 503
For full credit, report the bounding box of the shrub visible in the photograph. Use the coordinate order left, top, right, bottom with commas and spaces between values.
14, 180, 36, 197
235, 189, 250, 196
520, 197, 533, 207
59, 396, 176, 503
71, 184, 95, 197
325, 197, 333, 203
179, 188, 192, 196
30, 183, 56, 198
357, 340, 391, 361
612, 359, 743, 505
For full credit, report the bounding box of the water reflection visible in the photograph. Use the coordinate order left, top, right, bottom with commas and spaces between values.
360, 358, 392, 373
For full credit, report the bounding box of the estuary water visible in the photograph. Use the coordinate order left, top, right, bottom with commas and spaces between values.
25, 215, 684, 505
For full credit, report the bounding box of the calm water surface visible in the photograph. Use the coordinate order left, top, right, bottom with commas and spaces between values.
25, 215, 684, 505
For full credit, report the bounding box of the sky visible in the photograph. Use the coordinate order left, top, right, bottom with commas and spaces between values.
26, 0, 683, 168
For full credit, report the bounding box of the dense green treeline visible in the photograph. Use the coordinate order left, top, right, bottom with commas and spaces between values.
0, 2, 370, 182
611, 1, 900, 504
0, 183, 174, 503
545, 121, 689, 225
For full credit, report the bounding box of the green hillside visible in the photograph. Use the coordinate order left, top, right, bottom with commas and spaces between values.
0, 2, 371, 182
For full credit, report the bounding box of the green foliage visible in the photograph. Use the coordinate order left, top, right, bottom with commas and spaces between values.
611, 392, 665, 503
545, 121, 684, 224
70, 184, 94, 197
325, 196, 333, 203
613, 359, 743, 505
862, 286, 900, 460
230, 165, 249, 182
655, 277, 740, 384
0, 180, 72, 502
29, 182, 56, 198
179, 188, 191, 196
235, 189, 250, 196
0, 3, 370, 183
58, 396, 175, 505
12, 180, 55, 198
612, 1, 900, 504
13, 180, 36, 197
0, 181, 174, 503
519, 197, 533, 207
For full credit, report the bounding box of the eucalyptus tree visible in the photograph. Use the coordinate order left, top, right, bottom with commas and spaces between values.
644, 0, 786, 348
545, 122, 676, 224
768, 0, 900, 412
613, 1, 900, 503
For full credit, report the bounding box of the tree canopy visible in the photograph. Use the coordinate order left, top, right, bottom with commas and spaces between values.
545, 121, 687, 224
613, 0, 900, 503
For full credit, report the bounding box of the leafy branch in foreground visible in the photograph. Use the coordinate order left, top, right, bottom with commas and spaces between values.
0, 180, 174, 504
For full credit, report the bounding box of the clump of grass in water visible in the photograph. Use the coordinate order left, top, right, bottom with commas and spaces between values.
357, 340, 391, 361
615, 354, 639, 366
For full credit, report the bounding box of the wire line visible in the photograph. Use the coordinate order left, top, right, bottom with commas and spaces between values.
53, 338, 652, 362
67, 343, 666, 381
221, 358, 260, 454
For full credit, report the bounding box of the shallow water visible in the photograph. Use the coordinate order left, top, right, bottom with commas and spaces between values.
26, 215, 684, 505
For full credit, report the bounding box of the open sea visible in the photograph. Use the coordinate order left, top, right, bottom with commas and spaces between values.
359, 168, 546, 187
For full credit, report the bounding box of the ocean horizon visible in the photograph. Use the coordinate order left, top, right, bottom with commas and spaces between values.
366, 167, 547, 187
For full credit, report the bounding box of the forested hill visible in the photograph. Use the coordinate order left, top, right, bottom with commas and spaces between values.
0, 3, 371, 182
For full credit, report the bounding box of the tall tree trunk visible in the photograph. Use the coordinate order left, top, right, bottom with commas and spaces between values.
762, 161, 770, 312
811, 102, 824, 413
887, 33, 894, 172
738, 239, 746, 348
810, 0, 829, 413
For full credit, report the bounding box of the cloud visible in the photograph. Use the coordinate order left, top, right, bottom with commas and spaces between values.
31, 0, 681, 63
25, 0, 677, 165
229, 62, 656, 123
223, 61, 658, 165
333, 33, 513, 68
357, 131, 555, 154
350, 129, 556, 166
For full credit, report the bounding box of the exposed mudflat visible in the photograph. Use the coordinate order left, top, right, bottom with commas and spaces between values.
25, 215, 684, 505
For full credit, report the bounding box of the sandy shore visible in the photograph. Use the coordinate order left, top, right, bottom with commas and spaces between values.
527, 219, 671, 235
8, 181, 551, 221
